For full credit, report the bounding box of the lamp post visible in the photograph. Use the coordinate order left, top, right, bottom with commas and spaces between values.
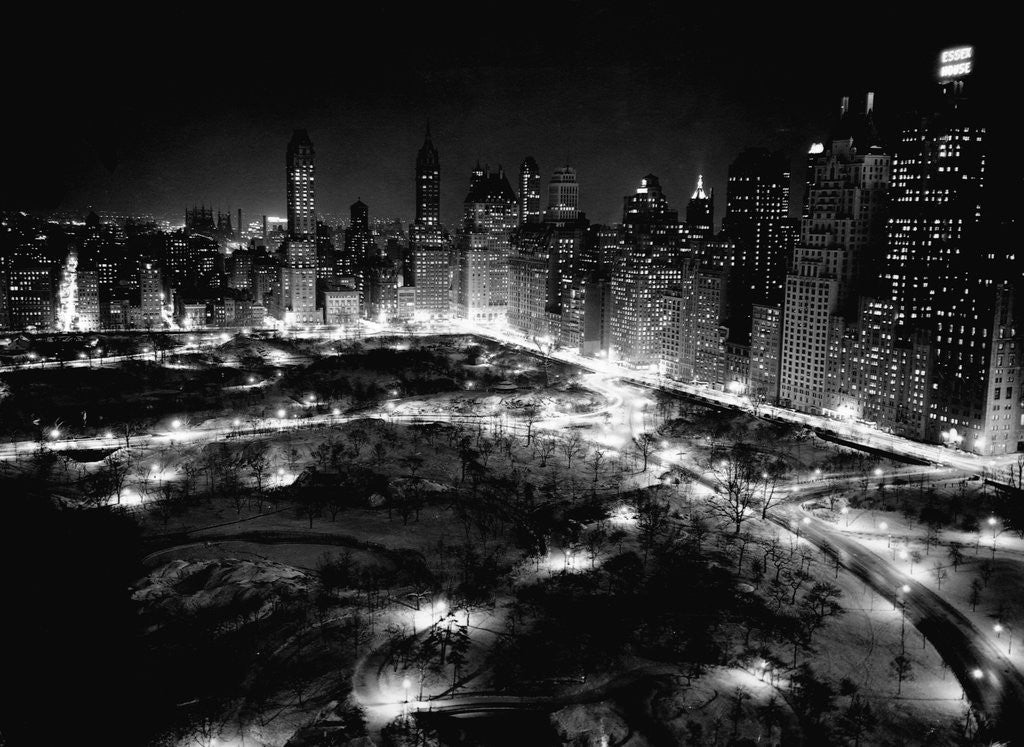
897, 584, 911, 653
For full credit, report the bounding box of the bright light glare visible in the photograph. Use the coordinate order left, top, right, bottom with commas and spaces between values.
50, 428, 60, 439
277, 409, 286, 418
901, 584, 911, 593
172, 419, 181, 429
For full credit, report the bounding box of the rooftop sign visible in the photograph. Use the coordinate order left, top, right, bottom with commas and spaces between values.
939, 46, 973, 80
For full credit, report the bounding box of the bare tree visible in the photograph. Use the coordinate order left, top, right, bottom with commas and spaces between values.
588, 448, 606, 487
537, 436, 557, 468
631, 432, 658, 472
559, 430, 586, 472
890, 653, 914, 695
243, 441, 271, 503
705, 444, 761, 534
759, 456, 791, 519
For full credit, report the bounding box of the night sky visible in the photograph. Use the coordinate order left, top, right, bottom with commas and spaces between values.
3, 7, 1013, 227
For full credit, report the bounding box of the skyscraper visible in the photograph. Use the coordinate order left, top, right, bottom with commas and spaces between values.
883, 47, 1015, 453
612, 175, 687, 366
779, 96, 890, 413
723, 148, 791, 305
278, 129, 318, 324
410, 127, 449, 317
518, 157, 541, 225
456, 165, 517, 323
545, 166, 579, 222
415, 124, 440, 227
685, 174, 714, 242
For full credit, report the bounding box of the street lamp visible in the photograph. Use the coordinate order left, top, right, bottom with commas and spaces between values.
403, 677, 412, 703
49, 427, 61, 440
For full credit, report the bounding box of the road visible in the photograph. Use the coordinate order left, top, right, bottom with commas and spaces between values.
765, 484, 1024, 741
455, 320, 1024, 480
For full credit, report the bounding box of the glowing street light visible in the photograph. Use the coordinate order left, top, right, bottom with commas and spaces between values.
402, 677, 412, 703
874, 468, 884, 477
972, 668, 984, 680
171, 419, 181, 429
49, 428, 61, 439
277, 408, 286, 419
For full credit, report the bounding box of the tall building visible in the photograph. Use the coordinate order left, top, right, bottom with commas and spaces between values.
779, 95, 891, 413
749, 303, 782, 403
138, 262, 165, 329
342, 199, 377, 287
518, 157, 541, 225
685, 174, 714, 241
612, 175, 688, 366
278, 129, 318, 325
415, 124, 440, 227
456, 164, 517, 323
545, 166, 579, 222
883, 47, 1012, 453
723, 148, 791, 306
4, 262, 56, 330
410, 127, 450, 318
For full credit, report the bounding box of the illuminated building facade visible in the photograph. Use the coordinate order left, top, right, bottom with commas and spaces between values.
545, 166, 579, 222
780, 96, 890, 413
139, 262, 165, 328
410, 128, 450, 317
779, 246, 839, 411
883, 47, 1012, 453
518, 157, 541, 225
279, 129, 319, 325
343, 199, 377, 304
823, 297, 932, 438
507, 223, 556, 339
415, 124, 440, 227
5, 263, 57, 330
612, 175, 687, 366
749, 303, 782, 403
455, 164, 517, 323
723, 148, 791, 306
685, 174, 714, 242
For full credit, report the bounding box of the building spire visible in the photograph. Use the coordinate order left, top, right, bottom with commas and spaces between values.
691, 174, 708, 200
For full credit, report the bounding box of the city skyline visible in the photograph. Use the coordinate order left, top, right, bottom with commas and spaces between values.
4, 12, 1013, 227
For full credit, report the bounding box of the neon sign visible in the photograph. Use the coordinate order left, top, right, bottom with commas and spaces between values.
939, 46, 973, 79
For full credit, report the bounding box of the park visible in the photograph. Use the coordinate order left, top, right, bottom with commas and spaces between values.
2, 329, 1023, 746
